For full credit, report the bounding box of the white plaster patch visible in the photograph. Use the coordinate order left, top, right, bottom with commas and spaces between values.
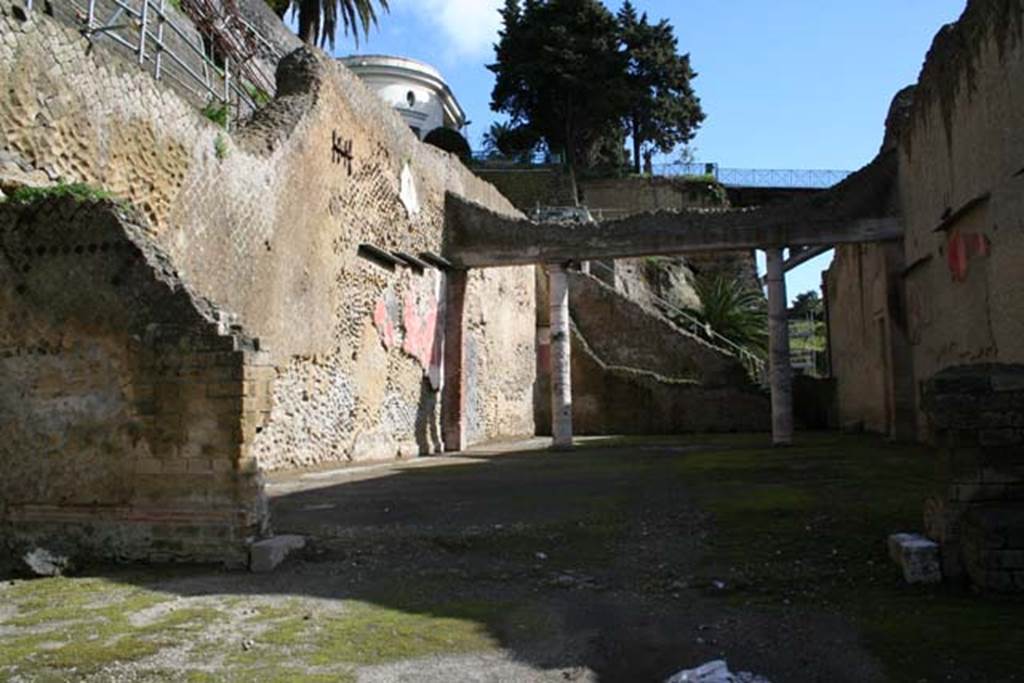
399, 163, 420, 217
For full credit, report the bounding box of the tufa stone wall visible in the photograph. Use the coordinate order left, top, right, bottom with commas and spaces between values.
898, 0, 1024, 434
473, 168, 577, 213
825, 241, 915, 438
826, 0, 1024, 440
824, 0, 1024, 592
0, 5, 535, 562
565, 271, 768, 435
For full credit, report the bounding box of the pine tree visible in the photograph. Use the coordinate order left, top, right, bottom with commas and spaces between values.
618, 1, 704, 174
490, 0, 628, 203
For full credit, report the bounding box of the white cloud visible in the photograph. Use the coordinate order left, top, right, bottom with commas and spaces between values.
405, 0, 503, 59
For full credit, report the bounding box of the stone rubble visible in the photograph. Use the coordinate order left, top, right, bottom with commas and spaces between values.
22, 548, 70, 577
887, 532, 942, 584
665, 659, 771, 683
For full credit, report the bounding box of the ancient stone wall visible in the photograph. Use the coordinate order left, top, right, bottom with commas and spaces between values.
898, 0, 1024, 435
473, 168, 576, 213
578, 175, 727, 221
0, 198, 269, 565
567, 272, 768, 435
0, 5, 535, 561
825, 0, 1023, 442
826, 242, 915, 438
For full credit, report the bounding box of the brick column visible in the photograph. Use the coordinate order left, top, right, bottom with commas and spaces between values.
922, 364, 1024, 592
442, 270, 468, 452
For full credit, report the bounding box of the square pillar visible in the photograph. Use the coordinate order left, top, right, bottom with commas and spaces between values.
442, 270, 468, 452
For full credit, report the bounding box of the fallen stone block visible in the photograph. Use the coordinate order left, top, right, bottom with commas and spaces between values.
888, 532, 942, 584
665, 660, 770, 683
23, 548, 70, 577
249, 535, 306, 573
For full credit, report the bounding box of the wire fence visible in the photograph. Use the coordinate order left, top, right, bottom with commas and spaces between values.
33, 0, 279, 127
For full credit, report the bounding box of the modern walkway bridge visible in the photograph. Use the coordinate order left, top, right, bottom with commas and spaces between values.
443, 151, 903, 447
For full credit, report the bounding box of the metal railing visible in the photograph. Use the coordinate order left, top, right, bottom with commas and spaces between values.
655, 163, 851, 189
471, 150, 564, 168
33, 0, 278, 126
587, 259, 768, 386
469, 152, 850, 189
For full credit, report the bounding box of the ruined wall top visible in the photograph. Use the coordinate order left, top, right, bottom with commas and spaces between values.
903, 0, 1024, 150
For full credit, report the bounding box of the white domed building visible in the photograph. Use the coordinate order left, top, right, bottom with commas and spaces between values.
339, 54, 467, 141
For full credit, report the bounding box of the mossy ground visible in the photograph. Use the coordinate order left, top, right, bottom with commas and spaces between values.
2, 433, 1023, 681
664, 433, 1024, 681
0, 577, 511, 681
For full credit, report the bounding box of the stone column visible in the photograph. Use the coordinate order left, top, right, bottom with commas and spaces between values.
765, 248, 793, 445
548, 264, 573, 450
442, 270, 468, 452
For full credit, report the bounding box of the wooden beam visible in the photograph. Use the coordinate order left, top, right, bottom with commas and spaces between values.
784, 244, 834, 272
444, 195, 903, 268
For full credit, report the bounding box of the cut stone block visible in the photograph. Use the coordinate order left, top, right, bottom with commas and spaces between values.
888, 532, 942, 584
249, 535, 306, 573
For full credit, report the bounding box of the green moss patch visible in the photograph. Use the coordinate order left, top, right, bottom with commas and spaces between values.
1, 181, 121, 206
0, 577, 227, 677
256, 600, 498, 666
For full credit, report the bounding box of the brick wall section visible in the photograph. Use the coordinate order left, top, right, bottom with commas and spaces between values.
0, 198, 268, 564
921, 364, 1024, 592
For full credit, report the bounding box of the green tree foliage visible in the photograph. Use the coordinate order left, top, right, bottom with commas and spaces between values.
481, 121, 540, 159
267, 0, 389, 49
423, 127, 472, 162
489, 0, 628, 202
618, 1, 704, 175
489, 0, 703, 190
790, 290, 824, 319
681, 275, 768, 354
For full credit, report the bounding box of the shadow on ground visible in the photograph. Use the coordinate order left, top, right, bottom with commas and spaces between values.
3, 433, 1024, 682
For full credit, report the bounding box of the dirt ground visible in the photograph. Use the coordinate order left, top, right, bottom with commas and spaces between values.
2, 433, 1023, 682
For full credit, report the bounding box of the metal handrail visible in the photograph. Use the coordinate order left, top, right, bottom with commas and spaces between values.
588, 259, 768, 385
36, 0, 277, 124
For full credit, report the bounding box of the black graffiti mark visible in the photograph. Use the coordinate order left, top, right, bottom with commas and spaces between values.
332, 131, 354, 176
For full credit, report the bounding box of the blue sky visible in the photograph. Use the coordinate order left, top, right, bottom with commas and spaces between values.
334, 0, 967, 300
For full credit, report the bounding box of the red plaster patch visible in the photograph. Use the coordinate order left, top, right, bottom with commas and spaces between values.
373, 299, 397, 350
947, 230, 991, 282
402, 289, 439, 371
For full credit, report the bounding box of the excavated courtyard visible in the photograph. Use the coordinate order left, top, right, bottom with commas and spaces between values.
2, 434, 1022, 682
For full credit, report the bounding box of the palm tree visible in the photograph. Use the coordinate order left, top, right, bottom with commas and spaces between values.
269, 0, 389, 49
481, 122, 513, 158
678, 274, 768, 355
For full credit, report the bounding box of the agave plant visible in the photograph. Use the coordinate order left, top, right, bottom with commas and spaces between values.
678, 274, 768, 355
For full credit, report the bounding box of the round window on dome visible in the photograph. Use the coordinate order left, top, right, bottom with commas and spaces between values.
406, 91, 416, 107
